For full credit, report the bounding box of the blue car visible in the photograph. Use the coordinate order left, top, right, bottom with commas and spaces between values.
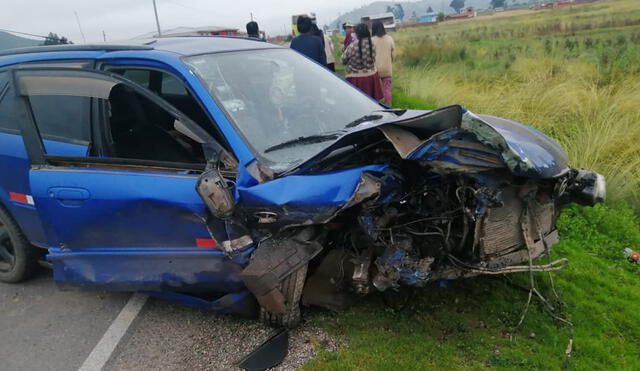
0, 38, 605, 327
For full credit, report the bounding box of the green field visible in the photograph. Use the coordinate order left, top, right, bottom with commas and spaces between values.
396, 0, 640, 209
309, 1, 640, 369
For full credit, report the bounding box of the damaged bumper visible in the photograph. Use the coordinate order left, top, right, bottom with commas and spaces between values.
193, 106, 605, 321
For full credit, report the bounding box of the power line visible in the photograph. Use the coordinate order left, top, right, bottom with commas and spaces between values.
0, 28, 54, 40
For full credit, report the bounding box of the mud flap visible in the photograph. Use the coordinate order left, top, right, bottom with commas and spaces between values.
240, 238, 322, 314
237, 328, 289, 370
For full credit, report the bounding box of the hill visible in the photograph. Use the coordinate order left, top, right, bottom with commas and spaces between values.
329, 0, 491, 29
0, 31, 41, 51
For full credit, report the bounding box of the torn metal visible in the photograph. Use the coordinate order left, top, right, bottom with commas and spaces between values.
193, 106, 604, 327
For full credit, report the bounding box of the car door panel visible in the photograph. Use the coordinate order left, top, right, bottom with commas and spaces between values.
29, 167, 246, 294
14, 68, 244, 293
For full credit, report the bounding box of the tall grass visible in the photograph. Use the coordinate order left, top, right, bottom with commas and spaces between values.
393, 0, 640, 208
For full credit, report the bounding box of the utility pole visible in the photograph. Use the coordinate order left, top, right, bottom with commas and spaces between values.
250, 12, 254, 21
74, 11, 87, 43
102, 30, 107, 42
152, 0, 162, 37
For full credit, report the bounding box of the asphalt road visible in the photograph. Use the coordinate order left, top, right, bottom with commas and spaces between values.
0, 270, 130, 371
0, 270, 337, 371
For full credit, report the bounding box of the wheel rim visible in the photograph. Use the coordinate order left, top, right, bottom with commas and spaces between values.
0, 224, 15, 272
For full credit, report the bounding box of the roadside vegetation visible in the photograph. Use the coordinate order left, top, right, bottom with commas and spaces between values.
396, 0, 640, 209
312, 1, 640, 369
306, 204, 640, 370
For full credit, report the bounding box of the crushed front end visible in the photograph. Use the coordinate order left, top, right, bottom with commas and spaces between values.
197, 106, 605, 326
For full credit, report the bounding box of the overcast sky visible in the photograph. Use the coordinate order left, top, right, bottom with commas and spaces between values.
1, 0, 367, 43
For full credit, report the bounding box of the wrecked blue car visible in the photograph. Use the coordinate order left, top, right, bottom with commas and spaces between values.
0, 38, 605, 327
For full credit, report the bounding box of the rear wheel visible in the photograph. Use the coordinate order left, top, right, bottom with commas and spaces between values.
259, 264, 308, 328
0, 206, 38, 283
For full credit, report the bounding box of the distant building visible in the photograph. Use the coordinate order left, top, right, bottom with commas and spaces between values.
419, 13, 438, 23
532, 0, 596, 10
361, 12, 396, 31
447, 7, 477, 20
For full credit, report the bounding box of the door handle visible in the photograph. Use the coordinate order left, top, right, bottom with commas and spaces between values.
48, 187, 90, 207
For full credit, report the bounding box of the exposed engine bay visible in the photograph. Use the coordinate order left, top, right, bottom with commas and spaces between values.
196, 106, 605, 327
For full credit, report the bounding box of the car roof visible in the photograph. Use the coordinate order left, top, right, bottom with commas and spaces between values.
0, 36, 281, 65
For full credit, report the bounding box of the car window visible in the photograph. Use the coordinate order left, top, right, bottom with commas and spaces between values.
109, 67, 228, 150
105, 84, 205, 164
122, 69, 151, 88
161, 74, 188, 96
30, 95, 91, 146
0, 71, 22, 133
16, 70, 211, 167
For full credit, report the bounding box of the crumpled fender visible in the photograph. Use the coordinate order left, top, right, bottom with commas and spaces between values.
234, 164, 391, 227
463, 112, 569, 178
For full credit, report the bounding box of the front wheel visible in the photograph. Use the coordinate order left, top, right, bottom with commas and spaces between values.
259, 264, 308, 328
0, 206, 39, 283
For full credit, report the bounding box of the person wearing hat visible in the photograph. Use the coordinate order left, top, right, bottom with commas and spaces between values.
342, 23, 355, 51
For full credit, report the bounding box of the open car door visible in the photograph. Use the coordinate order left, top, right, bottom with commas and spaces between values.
12, 67, 246, 295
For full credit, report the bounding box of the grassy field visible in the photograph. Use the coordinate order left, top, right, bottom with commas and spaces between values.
396, 0, 640, 209
309, 1, 640, 369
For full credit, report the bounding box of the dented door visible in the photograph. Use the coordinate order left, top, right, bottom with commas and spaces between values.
30, 168, 245, 293
13, 67, 246, 293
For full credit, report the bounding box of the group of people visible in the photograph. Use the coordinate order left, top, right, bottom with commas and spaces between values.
248, 16, 396, 105
289, 17, 395, 106
341, 21, 395, 105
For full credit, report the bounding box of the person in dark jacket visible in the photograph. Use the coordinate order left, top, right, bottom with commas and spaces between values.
290, 16, 327, 65
246, 21, 260, 39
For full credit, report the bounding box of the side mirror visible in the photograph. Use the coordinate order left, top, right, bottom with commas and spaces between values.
196, 167, 235, 219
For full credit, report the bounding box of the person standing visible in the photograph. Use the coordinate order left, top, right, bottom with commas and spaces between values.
371, 20, 395, 105
342, 23, 355, 51
311, 23, 325, 48
246, 21, 260, 39
341, 23, 383, 100
290, 16, 327, 66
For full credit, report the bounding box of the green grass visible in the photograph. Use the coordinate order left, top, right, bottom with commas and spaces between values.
308, 2, 640, 369
394, 0, 640, 209
392, 88, 438, 110
305, 205, 640, 370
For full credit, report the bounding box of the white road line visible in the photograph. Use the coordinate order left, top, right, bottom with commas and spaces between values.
78, 293, 148, 371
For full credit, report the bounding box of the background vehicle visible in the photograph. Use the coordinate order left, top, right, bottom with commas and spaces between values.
0, 38, 604, 328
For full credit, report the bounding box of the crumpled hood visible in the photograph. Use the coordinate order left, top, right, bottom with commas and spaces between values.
464, 112, 569, 178
277, 105, 569, 179
232, 106, 571, 229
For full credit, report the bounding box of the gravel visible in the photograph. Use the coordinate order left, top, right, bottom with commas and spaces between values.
105, 298, 340, 371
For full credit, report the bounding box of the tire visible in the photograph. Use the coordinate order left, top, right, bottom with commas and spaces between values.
0, 205, 39, 283
259, 264, 308, 328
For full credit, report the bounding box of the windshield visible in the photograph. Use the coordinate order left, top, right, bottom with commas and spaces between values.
184, 48, 381, 171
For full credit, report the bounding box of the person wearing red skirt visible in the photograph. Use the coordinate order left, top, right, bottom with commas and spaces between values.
341, 23, 383, 101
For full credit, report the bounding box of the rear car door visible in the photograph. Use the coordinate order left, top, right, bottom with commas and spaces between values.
12, 68, 245, 294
